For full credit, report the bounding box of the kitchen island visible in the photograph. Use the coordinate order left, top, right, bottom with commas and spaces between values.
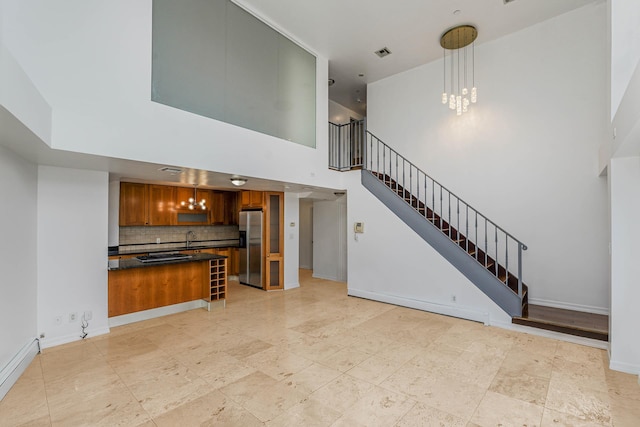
108, 253, 227, 317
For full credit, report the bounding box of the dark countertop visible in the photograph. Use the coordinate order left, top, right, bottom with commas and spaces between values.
109, 241, 239, 256
108, 253, 226, 271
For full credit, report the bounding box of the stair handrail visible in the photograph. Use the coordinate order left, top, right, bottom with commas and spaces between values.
328, 119, 366, 171
364, 130, 528, 299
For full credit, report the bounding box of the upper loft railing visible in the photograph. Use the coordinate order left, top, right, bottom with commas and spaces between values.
328, 119, 366, 171
363, 131, 528, 301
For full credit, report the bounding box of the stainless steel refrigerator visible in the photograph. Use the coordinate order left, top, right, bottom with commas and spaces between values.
239, 211, 263, 288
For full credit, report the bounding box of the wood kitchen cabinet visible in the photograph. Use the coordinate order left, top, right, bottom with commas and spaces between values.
240, 190, 264, 209
119, 183, 148, 226
120, 183, 176, 226
120, 182, 239, 227
264, 192, 284, 290
210, 191, 225, 224
224, 192, 239, 225
148, 185, 176, 225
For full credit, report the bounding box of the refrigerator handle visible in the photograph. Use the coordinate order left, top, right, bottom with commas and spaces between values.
239, 231, 247, 248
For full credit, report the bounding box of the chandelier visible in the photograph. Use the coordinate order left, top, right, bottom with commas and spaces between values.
181, 185, 206, 210
440, 25, 477, 116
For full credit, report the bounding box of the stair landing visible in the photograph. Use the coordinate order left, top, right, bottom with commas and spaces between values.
512, 304, 608, 341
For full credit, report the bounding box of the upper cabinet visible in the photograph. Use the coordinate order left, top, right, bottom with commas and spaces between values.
240, 190, 264, 209
120, 182, 239, 226
148, 185, 176, 225
119, 183, 148, 226
120, 183, 176, 226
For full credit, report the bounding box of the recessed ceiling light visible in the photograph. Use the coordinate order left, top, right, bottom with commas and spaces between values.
358, 73, 365, 77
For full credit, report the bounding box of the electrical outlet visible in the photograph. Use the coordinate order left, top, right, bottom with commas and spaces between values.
54, 316, 62, 325
69, 312, 78, 323
156, 237, 161, 244
83, 310, 93, 321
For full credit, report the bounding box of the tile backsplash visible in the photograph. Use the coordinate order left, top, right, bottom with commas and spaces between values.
119, 225, 239, 252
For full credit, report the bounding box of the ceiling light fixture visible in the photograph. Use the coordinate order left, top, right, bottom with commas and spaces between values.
230, 177, 247, 187
440, 25, 478, 116
181, 185, 206, 210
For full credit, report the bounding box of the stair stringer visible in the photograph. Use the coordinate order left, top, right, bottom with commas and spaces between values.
362, 170, 522, 317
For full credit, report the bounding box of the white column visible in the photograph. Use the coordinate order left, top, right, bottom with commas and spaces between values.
609, 156, 640, 375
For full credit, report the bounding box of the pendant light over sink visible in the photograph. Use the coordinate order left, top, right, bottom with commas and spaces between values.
181, 185, 206, 210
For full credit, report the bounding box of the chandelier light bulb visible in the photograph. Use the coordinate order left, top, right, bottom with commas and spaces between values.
471, 86, 477, 103
442, 92, 448, 104
462, 87, 468, 96
456, 95, 462, 115
449, 94, 456, 110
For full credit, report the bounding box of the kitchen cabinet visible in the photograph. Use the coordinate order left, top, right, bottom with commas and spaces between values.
119, 183, 148, 226
224, 192, 239, 225
120, 182, 239, 227
148, 185, 176, 225
230, 248, 239, 276
264, 192, 284, 290
120, 183, 176, 226
240, 190, 264, 209
210, 191, 225, 224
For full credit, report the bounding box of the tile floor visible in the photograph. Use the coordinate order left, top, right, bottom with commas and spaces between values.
1, 270, 639, 426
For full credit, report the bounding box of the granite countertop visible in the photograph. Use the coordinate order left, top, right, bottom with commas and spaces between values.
108, 253, 226, 271
109, 240, 239, 256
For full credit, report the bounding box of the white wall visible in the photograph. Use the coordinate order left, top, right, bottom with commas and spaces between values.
366, 3, 609, 313
107, 179, 119, 246
313, 198, 347, 282
37, 166, 110, 348
610, 0, 640, 119
1, 0, 341, 193
298, 199, 313, 269
609, 156, 640, 374
346, 172, 512, 326
329, 100, 364, 125
283, 192, 299, 289
0, 146, 38, 382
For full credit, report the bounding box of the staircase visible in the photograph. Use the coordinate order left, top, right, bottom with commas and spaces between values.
360, 131, 528, 317
330, 124, 608, 340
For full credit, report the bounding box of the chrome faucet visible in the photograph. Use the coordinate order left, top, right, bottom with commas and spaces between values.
186, 230, 196, 248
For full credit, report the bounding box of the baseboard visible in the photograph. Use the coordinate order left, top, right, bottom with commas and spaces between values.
0, 338, 39, 400
108, 300, 208, 328
284, 282, 300, 290
39, 326, 110, 350
312, 272, 346, 283
348, 288, 490, 325
609, 359, 640, 375
528, 298, 609, 316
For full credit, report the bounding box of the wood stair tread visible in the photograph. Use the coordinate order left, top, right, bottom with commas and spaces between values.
512, 304, 608, 341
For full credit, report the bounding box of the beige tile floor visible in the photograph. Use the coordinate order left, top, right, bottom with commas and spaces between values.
1, 270, 639, 426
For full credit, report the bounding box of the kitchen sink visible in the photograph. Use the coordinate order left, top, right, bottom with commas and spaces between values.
136, 253, 193, 263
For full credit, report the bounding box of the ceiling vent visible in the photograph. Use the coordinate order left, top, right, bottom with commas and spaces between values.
159, 167, 183, 174
374, 47, 392, 58
503, 0, 517, 4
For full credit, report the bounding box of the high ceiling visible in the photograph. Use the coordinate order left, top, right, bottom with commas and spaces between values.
235, 0, 599, 116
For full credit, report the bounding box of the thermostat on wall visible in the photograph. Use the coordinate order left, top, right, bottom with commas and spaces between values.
354, 222, 364, 233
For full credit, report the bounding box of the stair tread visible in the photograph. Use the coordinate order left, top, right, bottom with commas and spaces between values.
512, 304, 608, 341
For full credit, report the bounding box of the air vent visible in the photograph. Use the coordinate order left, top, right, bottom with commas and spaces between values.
159, 167, 183, 174
374, 47, 392, 58
503, 0, 517, 4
